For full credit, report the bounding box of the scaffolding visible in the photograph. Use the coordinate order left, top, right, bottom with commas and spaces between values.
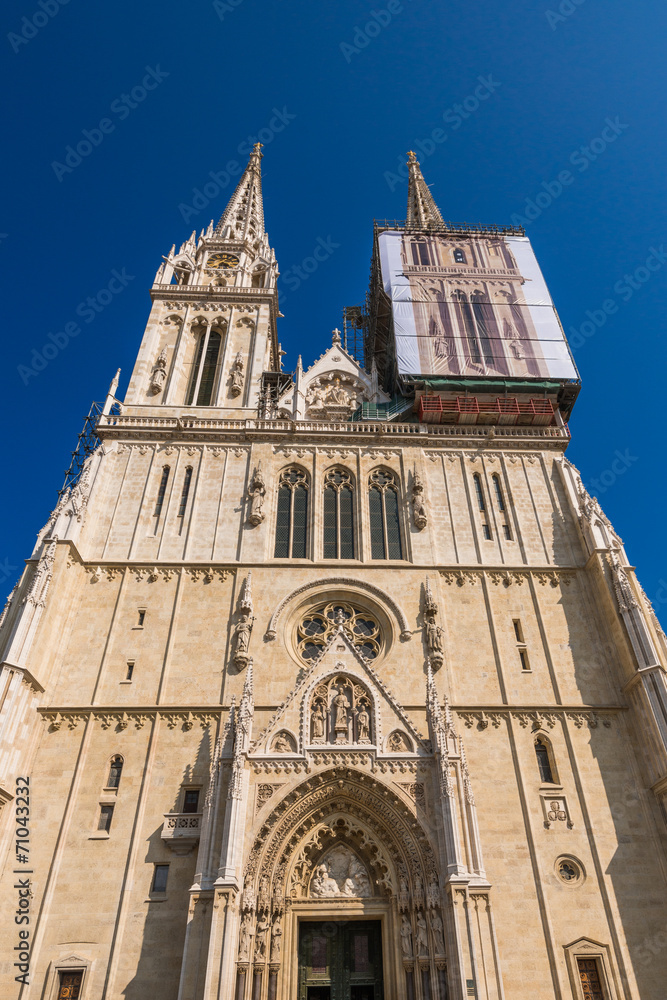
342, 305, 367, 369
59, 397, 121, 497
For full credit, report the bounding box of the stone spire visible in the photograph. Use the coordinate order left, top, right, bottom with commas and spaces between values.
405, 150, 444, 228
214, 143, 266, 243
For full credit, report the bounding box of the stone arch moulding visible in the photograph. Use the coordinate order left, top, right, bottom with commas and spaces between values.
243, 768, 440, 908
265, 577, 412, 642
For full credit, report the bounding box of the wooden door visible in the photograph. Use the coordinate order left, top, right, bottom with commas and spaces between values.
298, 921, 383, 1000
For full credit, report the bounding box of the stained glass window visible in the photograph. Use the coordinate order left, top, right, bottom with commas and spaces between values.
368, 469, 402, 560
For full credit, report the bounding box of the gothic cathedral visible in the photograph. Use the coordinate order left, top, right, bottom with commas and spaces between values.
1, 145, 667, 1000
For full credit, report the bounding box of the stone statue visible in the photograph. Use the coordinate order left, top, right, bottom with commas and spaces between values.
311, 863, 340, 897
357, 704, 370, 743
255, 915, 269, 960
411, 473, 427, 530
230, 351, 245, 397
270, 917, 282, 962
234, 614, 253, 667
400, 914, 413, 958
311, 701, 326, 741
426, 616, 444, 655
273, 733, 293, 753
247, 468, 266, 526
332, 686, 350, 743
148, 349, 167, 395
416, 911, 428, 956
238, 912, 252, 962
430, 910, 444, 954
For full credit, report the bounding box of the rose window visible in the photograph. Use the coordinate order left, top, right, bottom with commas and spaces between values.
297, 602, 381, 661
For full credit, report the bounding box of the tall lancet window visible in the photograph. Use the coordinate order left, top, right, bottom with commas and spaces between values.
275, 467, 309, 558
369, 469, 403, 560
323, 468, 355, 559
186, 327, 223, 406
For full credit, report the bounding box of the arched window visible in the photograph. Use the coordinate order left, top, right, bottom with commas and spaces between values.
107, 755, 123, 789
369, 469, 402, 560
411, 239, 432, 266
323, 468, 355, 559
535, 738, 556, 783
178, 467, 193, 517
453, 248, 466, 264
154, 466, 170, 517
452, 290, 482, 365
275, 467, 309, 558
186, 327, 223, 406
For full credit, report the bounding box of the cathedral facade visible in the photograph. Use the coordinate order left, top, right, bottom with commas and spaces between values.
1, 145, 667, 1000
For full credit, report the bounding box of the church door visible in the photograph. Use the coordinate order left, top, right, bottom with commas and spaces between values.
298, 921, 383, 1000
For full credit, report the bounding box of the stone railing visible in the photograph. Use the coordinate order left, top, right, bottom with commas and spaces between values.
161, 812, 202, 854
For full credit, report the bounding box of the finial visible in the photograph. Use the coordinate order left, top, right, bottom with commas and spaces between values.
407, 150, 417, 162
332, 328, 342, 345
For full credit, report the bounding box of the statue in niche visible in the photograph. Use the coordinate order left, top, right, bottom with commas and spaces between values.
238, 912, 252, 962
357, 702, 370, 743
425, 616, 444, 656
415, 911, 428, 956
148, 349, 167, 395
273, 733, 294, 754
255, 915, 269, 960
332, 685, 351, 743
247, 468, 266, 526
230, 351, 245, 396
271, 917, 282, 962
311, 700, 326, 742
388, 731, 411, 753
400, 915, 413, 958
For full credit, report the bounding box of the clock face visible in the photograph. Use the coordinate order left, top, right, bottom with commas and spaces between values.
208, 252, 239, 270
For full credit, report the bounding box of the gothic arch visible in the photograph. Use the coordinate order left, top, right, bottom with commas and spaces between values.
265, 577, 411, 641
243, 768, 440, 908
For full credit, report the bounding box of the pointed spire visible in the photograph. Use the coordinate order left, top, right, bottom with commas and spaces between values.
405, 150, 444, 229
214, 143, 266, 242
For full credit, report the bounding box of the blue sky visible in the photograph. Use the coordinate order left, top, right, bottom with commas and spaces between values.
2, 0, 666, 605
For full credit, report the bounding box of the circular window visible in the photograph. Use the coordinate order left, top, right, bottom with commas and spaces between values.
555, 856, 585, 886
297, 602, 381, 661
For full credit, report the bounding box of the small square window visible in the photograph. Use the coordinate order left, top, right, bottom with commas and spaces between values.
57, 970, 83, 1000
152, 864, 169, 893
183, 789, 200, 814
98, 804, 114, 832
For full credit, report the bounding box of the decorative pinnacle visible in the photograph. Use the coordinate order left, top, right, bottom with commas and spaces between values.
406, 150, 444, 229
332, 328, 342, 345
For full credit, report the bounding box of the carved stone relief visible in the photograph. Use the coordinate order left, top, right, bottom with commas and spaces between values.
309, 674, 373, 745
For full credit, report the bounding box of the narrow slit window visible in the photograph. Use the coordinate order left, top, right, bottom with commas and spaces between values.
535, 739, 555, 783
125, 661, 134, 681
473, 474, 485, 511
154, 466, 170, 517
369, 469, 403, 560
503, 523, 512, 540
137, 610, 145, 627
482, 523, 492, 540
107, 755, 123, 788
152, 864, 169, 893
98, 804, 114, 832
323, 468, 355, 559
513, 620, 524, 642
492, 474, 505, 511
178, 466, 193, 517
274, 468, 309, 558
519, 648, 530, 671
